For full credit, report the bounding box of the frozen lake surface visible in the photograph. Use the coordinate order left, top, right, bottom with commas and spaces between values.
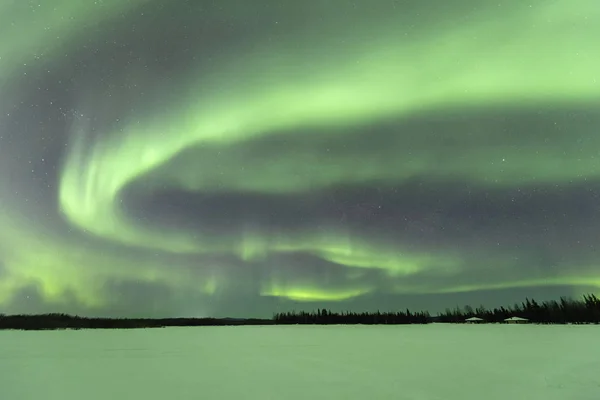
1, 324, 599, 399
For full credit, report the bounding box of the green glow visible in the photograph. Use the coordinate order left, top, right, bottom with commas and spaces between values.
59, 0, 600, 256
261, 285, 371, 302
1, 1, 600, 311
0, 224, 218, 308
427, 275, 600, 295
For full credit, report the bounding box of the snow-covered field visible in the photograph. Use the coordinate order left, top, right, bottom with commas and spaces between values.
1, 324, 598, 399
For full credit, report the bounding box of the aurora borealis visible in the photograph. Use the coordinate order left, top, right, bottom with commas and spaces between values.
1, 0, 600, 317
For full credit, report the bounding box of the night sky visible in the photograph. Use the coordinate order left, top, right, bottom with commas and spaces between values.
1, 0, 599, 318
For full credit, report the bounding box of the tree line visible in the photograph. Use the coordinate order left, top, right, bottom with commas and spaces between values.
1, 294, 599, 330
273, 309, 430, 324
438, 294, 600, 324
0, 314, 273, 330
276, 294, 600, 325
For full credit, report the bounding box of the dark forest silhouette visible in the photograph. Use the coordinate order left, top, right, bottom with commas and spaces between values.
1, 294, 599, 330
273, 308, 430, 325
0, 314, 272, 330
437, 294, 600, 324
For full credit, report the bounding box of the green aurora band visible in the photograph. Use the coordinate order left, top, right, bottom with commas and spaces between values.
1, 0, 600, 314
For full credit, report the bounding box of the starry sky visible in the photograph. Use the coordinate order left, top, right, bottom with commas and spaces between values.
1, 0, 599, 318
